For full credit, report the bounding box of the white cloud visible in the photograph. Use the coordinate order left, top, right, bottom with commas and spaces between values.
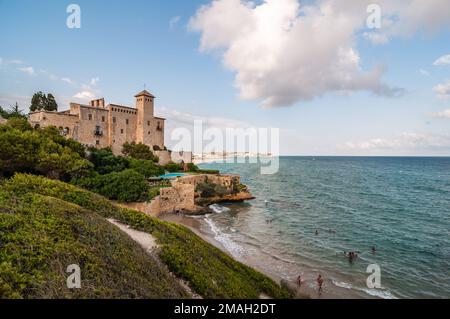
17, 66, 35, 76
90, 77, 100, 86
363, 0, 450, 44
419, 69, 430, 76
169, 16, 181, 30
189, 0, 404, 108
73, 91, 95, 100
433, 54, 450, 66
61, 77, 75, 85
432, 109, 450, 119
433, 80, 450, 100
343, 132, 450, 152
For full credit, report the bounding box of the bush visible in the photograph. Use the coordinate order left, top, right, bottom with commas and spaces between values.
196, 182, 216, 198
129, 158, 164, 178
88, 147, 130, 175
73, 169, 149, 202
187, 163, 199, 172
122, 142, 158, 162
6, 117, 32, 131
0, 187, 187, 299
0, 126, 92, 180
164, 162, 183, 172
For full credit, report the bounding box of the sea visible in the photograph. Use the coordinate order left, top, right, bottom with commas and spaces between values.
197, 157, 450, 299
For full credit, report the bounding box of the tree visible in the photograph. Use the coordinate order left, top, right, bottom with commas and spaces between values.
30, 91, 47, 112
30, 91, 58, 112
122, 142, 158, 162
88, 147, 130, 175
0, 103, 26, 120
46, 94, 58, 111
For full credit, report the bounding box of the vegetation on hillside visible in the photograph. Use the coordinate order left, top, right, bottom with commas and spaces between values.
122, 141, 159, 162
2, 174, 292, 299
0, 120, 92, 181
0, 187, 188, 299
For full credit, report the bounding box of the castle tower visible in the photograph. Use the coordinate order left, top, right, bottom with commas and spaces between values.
135, 90, 155, 145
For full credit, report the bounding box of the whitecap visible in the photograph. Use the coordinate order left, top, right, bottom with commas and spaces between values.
209, 204, 231, 214
204, 217, 242, 258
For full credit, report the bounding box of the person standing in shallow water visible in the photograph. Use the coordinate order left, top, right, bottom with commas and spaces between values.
317, 274, 324, 295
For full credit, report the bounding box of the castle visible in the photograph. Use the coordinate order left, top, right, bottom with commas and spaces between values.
29, 90, 191, 164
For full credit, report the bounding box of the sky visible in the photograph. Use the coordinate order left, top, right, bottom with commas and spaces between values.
1, 0, 450, 156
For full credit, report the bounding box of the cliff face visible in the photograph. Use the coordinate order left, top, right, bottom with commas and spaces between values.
143, 174, 254, 215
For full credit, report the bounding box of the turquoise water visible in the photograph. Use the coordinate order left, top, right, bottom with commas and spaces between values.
159, 173, 186, 179
199, 157, 450, 299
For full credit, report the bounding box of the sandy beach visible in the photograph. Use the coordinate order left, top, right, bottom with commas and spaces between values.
159, 212, 372, 299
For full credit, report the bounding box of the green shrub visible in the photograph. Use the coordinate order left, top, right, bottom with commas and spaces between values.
73, 169, 149, 202
129, 158, 164, 178
187, 163, 199, 172
0, 126, 92, 180
122, 142, 158, 162
196, 182, 216, 198
164, 162, 183, 172
0, 188, 187, 299
88, 147, 130, 175
6, 117, 32, 131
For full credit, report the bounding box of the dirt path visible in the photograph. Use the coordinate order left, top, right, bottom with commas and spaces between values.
107, 218, 202, 299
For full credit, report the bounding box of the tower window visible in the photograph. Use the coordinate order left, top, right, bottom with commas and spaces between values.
126, 119, 129, 125
147, 121, 150, 126
88, 114, 92, 120
121, 129, 124, 134
96, 140, 100, 145
113, 117, 116, 123
102, 116, 105, 122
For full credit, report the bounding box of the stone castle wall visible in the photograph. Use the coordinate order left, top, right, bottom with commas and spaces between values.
28, 90, 166, 156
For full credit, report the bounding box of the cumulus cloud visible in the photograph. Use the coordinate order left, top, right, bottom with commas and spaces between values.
189, 0, 407, 107
433, 80, 450, 100
17, 66, 35, 76
363, 0, 450, 43
73, 91, 95, 100
433, 54, 450, 66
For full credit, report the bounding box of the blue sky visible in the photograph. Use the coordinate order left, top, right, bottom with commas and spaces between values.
1, 0, 450, 155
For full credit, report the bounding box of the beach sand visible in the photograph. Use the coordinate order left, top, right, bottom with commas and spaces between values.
159, 213, 371, 299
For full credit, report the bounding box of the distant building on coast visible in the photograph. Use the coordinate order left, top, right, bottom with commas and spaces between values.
28, 89, 192, 164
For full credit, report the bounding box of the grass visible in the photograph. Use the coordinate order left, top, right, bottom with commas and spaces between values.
2, 174, 292, 299
0, 188, 187, 299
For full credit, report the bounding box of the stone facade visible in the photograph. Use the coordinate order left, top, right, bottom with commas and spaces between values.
28, 90, 165, 156
0, 116, 7, 125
